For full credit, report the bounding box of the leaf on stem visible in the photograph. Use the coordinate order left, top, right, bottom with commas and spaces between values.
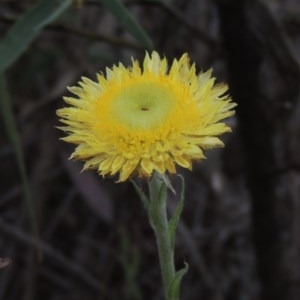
167, 262, 189, 300
168, 174, 185, 249
131, 180, 149, 210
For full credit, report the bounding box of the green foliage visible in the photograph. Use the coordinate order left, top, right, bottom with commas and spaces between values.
0, 0, 72, 73
0, 0, 71, 249
96, 0, 153, 49
167, 262, 189, 300
136, 173, 188, 300
131, 180, 150, 210
168, 175, 185, 249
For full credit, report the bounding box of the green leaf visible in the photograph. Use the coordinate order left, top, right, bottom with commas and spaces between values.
0, 74, 39, 247
96, 0, 153, 49
148, 172, 168, 228
131, 180, 149, 210
167, 262, 189, 300
0, 0, 72, 72
168, 174, 185, 248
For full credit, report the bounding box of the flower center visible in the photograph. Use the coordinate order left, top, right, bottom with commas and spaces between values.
110, 81, 175, 130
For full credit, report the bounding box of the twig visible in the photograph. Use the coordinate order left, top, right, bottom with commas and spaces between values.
0, 217, 113, 299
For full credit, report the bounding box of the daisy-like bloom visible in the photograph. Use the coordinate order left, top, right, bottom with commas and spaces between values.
57, 51, 236, 182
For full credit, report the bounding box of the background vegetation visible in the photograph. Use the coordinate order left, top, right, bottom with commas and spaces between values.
0, 0, 300, 300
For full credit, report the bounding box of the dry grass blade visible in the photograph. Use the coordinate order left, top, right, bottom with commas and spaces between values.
0, 217, 113, 299
0, 74, 40, 256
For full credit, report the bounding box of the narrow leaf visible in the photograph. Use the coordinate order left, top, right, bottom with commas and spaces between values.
148, 172, 167, 228
168, 174, 185, 248
96, 0, 153, 49
0, 0, 72, 72
131, 180, 149, 210
167, 262, 189, 300
0, 74, 39, 248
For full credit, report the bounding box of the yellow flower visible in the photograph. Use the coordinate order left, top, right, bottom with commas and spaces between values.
57, 51, 236, 182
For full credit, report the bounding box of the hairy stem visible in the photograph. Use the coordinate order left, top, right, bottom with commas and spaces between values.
148, 173, 175, 299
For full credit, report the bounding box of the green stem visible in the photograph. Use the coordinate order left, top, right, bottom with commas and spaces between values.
148, 173, 175, 299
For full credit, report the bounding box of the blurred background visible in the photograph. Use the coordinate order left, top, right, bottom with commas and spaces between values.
0, 0, 300, 300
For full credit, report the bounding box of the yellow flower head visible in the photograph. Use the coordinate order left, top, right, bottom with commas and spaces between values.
57, 51, 236, 182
